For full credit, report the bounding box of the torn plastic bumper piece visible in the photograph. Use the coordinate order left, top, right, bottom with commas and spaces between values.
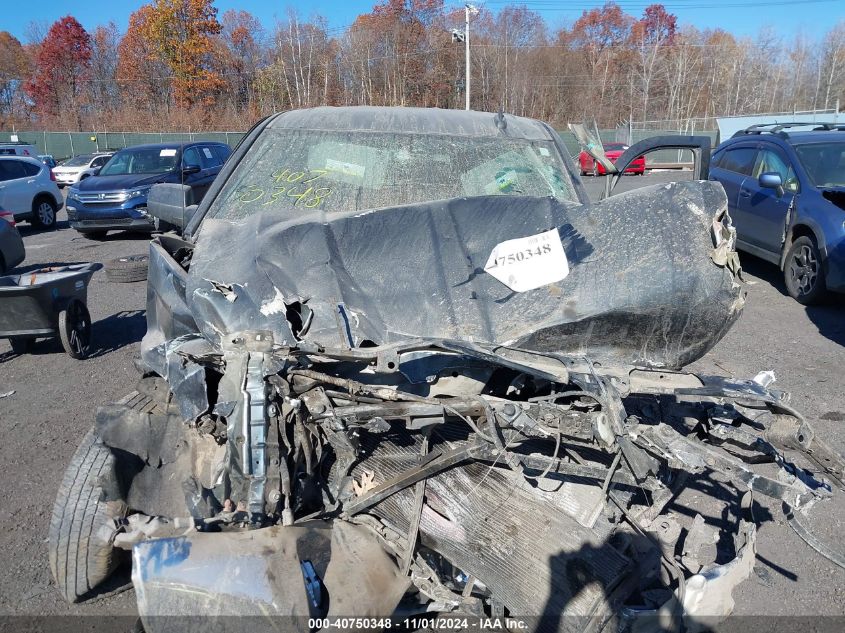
621, 522, 757, 633
132, 520, 410, 633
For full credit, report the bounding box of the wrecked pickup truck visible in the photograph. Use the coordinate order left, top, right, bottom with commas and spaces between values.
49, 107, 845, 632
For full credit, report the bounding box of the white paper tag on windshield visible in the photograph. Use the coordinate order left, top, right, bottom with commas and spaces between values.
484, 229, 569, 292
160, 149, 177, 157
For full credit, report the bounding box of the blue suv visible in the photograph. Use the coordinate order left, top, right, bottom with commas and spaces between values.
66, 141, 230, 238
709, 123, 845, 304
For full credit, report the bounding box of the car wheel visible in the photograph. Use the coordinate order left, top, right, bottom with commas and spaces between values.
784, 236, 827, 305
31, 196, 57, 230
105, 254, 149, 283
49, 425, 126, 603
81, 230, 108, 240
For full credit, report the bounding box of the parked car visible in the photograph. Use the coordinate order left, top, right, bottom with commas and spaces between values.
0, 155, 63, 229
0, 208, 25, 274
48, 107, 841, 631
0, 142, 38, 158
65, 141, 231, 239
709, 122, 845, 304
578, 141, 645, 176
38, 154, 57, 169
52, 152, 113, 187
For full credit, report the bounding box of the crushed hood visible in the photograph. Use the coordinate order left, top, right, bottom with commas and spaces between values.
146, 180, 743, 371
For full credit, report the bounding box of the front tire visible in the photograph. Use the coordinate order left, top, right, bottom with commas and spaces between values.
49, 426, 125, 603
31, 196, 57, 230
784, 236, 827, 305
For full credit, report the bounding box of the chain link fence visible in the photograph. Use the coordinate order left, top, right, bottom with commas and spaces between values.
0, 131, 247, 161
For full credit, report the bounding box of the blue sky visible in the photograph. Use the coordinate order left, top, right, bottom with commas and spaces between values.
3, 0, 843, 42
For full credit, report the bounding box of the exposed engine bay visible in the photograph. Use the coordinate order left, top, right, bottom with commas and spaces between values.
97, 334, 843, 633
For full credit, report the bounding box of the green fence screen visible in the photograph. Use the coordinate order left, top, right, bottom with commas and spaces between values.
0, 131, 247, 161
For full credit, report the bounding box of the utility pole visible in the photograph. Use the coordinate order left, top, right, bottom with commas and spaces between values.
452, 4, 478, 110
465, 4, 477, 111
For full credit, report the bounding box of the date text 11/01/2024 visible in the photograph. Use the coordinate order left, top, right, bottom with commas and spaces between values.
308, 617, 530, 630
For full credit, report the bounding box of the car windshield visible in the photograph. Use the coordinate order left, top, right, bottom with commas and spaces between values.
61, 155, 93, 167
209, 129, 577, 221
794, 142, 845, 187
99, 147, 179, 176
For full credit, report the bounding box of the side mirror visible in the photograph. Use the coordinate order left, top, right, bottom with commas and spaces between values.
182, 164, 201, 175
147, 183, 197, 231
92, 168, 101, 176
759, 172, 784, 197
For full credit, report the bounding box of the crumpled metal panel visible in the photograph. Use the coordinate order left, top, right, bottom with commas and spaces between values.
179, 180, 740, 370
348, 428, 627, 628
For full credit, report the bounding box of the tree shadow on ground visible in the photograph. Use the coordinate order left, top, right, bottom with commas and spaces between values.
88, 309, 147, 358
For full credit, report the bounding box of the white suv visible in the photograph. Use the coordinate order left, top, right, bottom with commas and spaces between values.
0, 156, 63, 229
53, 152, 113, 187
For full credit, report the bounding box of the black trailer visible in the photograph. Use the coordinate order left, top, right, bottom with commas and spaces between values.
0, 263, 102, 358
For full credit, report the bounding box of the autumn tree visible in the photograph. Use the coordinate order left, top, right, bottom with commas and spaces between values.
341, 0, 443, 107
473, 6, 547, 115
817, 22, 845, 110
0, 32, 29, 122
569, 2, 634, 122
117, 5, 173, 124
218, 9, 265, 115
88, 23, 121, 123
2, 2, 844, 132
630, 4, 677, 120
24, 16, 91, 126
142, 0, 224, 108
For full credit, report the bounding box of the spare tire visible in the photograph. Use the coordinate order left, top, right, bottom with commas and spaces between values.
105, 254, 148, 283
49, 426, 126, 603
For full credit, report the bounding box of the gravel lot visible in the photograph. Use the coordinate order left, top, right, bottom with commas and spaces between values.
0, 174, 843, 625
